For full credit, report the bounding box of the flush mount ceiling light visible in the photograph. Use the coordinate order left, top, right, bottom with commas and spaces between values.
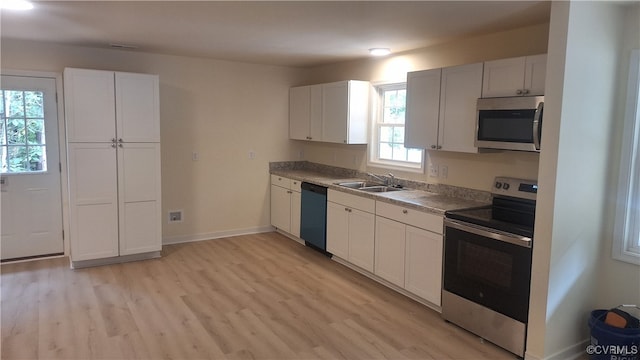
369, 48, 391, 57
0, 0, 34, 10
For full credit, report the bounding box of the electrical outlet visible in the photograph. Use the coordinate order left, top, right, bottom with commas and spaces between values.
440, 165, 448, 179
168, 210, 183, 223
248, 151, 256, 160
429, 164, 439, 178
192, 152, 199, 161
298, 149, 304, 159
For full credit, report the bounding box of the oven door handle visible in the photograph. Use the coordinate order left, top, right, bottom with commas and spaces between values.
445, 218, 532, 248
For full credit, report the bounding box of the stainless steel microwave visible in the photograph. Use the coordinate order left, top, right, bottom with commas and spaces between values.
475, 96, 544, 152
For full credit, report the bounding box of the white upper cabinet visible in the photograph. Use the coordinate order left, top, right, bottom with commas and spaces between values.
64, 69, 116, 142
289, 85, 322, 141
482, 54, 547, 98
437, 62, 484, 153
405, 68, 441, 150
322, 80, 369, 144
115, 72, 160, 142
289, 80, 369, 144
64, 68, 160, 143
404, 63, 482, 153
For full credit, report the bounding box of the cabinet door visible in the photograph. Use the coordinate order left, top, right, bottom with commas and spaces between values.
289, 86, 311, 140
115, 72, 160, 143
524, 54, 547, 96
322, 81, 349, 144
290, 190, 301, 238
348, 209, 375, 272
270, 185, 291, 232
405, 69, 441, 150
118, 143, 162, 255
374, 216, 406, 287
309, 85, 323, 141
405, 225, 443, 306
481, 57, 526, 98
326, 201, 349, 259
68, 143, 119, 261
64, 68, 116, 143
438, 62, 483, 153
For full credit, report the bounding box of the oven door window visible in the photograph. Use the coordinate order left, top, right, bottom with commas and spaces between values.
444, 226, 532, 323
477, 109, 536, 143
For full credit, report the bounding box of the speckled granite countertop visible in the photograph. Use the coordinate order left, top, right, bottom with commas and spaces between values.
270, 164, 491, 216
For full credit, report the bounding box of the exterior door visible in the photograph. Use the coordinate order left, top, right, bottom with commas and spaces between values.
0, 74, 63, 260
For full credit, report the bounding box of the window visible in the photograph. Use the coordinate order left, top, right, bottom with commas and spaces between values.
369, 83, 424, 171
0, 89, 47, 173
613, 49, 640, 265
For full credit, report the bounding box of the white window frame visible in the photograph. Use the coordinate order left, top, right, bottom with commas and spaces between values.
613, 49, 640, 265
368, 82, 424, 173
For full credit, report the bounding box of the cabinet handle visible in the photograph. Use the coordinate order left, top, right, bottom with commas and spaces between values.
522, 89, 530, 95
118, 138, 123, 143
437, 145, 442, 150
287, 190, 292, 194
118, 143, 123, 148
402, 209, 408, 214
111, 143, 116, 148
516, 89, 523, 95
111, 138, 116, 143
431, 145, 437, 149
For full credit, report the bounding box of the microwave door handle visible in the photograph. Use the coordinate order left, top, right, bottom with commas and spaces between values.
533, 101, 543, 150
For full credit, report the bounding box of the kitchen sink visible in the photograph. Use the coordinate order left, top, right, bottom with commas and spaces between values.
336, 181, 404, 192
336, 181, 384, 189
358, 186, 403, 193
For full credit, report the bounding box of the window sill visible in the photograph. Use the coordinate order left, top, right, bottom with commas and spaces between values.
367, 158, 424, 174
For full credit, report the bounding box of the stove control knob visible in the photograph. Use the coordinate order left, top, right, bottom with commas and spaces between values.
503, 183, 510, 190
495, 182, 502, 189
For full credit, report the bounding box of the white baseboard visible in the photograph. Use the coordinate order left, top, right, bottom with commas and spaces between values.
162, 226, 275, 245
525, 338, 589, 360
546, 339, 589, 360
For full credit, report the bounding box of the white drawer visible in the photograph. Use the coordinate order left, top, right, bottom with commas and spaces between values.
290, 179, 302, 192
271, 174, 291, 189
375, 201, 443, 234
328, 189, 375, 213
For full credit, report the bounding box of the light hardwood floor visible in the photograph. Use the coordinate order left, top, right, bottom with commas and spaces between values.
1, 232, 516, 359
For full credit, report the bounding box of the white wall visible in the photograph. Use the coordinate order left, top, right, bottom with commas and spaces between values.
1, 39, 306, 244
527, 2, 637, 360
597, 1, 640, 311
298, 23, 549, 192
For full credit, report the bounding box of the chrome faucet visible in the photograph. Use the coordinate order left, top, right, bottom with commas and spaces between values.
388, 173, 396, 187
367, 173, 387, 185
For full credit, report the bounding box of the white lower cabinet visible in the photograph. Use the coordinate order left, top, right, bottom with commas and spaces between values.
270, 175, 301, 237
374, 201, 444, 306
405, 225, 443, 306
326, 189, 375, 272
68, 142, 162, 263
374, 216, 406, 287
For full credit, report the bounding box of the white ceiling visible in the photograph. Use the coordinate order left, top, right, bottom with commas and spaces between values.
1, 1, 551, 68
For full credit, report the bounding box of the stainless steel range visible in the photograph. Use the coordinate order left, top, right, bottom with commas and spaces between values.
442, 177, 537, 358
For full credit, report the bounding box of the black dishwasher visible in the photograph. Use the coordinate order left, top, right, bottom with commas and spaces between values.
300, 182, 328, 254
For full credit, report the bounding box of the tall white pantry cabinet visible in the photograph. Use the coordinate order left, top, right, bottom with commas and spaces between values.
64, 68, 162, 267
